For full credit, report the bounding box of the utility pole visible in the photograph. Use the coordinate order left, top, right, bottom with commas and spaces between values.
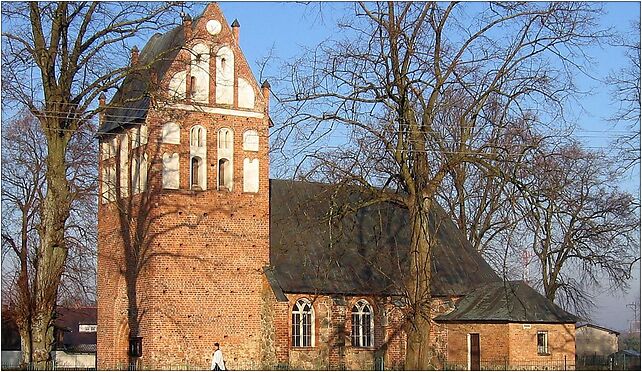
521, 248, 532, 285
626, 301, 640, 335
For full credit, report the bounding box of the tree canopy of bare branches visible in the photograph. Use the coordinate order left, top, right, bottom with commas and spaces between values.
608, 20, 641, 171
273, 2, 606, 368
517, 142, 639, 318
1, 2, 186, 367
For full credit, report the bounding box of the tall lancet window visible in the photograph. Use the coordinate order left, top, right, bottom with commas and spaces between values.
217, 128, 233, 191
292, 298, 314, 347
189, 125, 207, 190
351, 300, 374, 348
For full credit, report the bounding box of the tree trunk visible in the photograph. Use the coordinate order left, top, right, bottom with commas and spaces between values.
405, 196, 434, 370
30, 310, 54, 369
32, 131, 71, 369
18, 321, 33, 368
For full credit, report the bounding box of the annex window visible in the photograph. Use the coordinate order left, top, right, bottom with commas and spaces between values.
243, 130, 259, 152
292, 298, 314, 347
537, 331, 548, 355
351, 299, 373, 348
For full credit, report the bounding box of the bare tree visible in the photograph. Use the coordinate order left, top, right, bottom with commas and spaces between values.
274, 2, 604, 369
608, 20, 641, 172
518, 142, 639, 318
1, 2, 186, 367
1, 110, 97, 367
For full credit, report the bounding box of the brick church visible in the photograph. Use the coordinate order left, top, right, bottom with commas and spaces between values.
97, 3, 578, 370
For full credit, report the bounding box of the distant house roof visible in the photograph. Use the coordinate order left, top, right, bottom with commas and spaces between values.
577, 323, 621, 335
268, 179, 500, 297
2, 306, 97, 352
434, 281, 579, 324
54, 307, 97, 352
611, 349, 641, 357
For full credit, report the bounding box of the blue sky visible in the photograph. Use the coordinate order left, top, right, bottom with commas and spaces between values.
214, 1, 641, 332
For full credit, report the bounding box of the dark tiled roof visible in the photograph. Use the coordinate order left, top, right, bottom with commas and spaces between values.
101, 24, 185, 134
268, 179, 500, 297
66, 343, 97, 353
434, 280, 579, 324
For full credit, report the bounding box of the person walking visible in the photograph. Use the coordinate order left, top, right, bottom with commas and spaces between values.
211, 342, 226, 371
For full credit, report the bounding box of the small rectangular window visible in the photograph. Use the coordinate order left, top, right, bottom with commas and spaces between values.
79, 324, 97, 333
537, 331, 548, 355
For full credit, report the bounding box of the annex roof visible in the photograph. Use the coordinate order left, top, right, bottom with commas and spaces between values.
268, 179, 500, 297
434, 280, 579, 324
576, 322, 621, 335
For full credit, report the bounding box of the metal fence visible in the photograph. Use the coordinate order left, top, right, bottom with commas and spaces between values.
576, 354, 642, 371
443, 357, 573, 371
1, 365, 95, 371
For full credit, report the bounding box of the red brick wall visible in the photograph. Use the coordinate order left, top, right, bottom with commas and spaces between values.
442, 322, 510, 368
441, 322, 576, 370
270, 294, 408, 370
97, 4, 271, 369
508, 323, 575, 365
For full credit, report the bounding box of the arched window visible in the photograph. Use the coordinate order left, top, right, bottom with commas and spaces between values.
191, 126, 205, 147
292, 299, 314, 347
191, 157, 202, 190
217, 128, 233, 191
218, 158, 230, 190
190, 43, 210, 103
218, 128, 233, 149
215, 47, 234, 104
168, 71, 187, 99
351, 300, 373, 348
190, 76, 197, 98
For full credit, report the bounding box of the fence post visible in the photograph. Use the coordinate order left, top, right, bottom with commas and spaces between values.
564, 355, 567, 370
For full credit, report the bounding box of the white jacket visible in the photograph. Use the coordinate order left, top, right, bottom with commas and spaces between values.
211, 349, 226, 370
